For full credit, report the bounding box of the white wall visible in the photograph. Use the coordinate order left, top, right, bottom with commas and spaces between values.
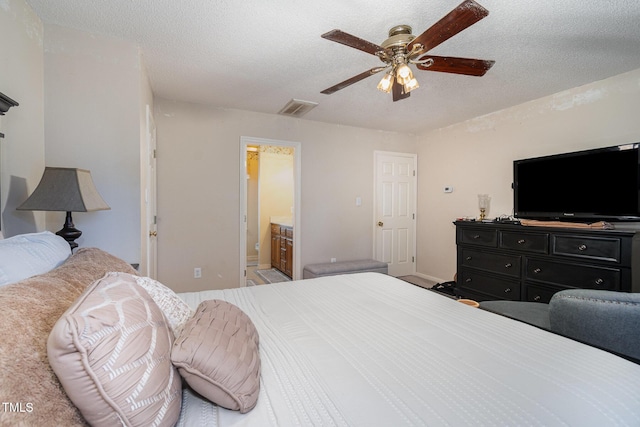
416, 68, 640, 284
155, 99, 418, 292
42, 24, 147, 263
0, 0, 45, 236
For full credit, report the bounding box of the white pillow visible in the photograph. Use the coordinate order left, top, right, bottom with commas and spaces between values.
133, 274, 194, 337
0, 231, 71, 286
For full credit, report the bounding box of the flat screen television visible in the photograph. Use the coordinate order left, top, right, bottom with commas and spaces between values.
513, 143, 640, 222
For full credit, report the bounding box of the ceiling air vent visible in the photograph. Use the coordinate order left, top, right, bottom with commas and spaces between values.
278, 99, 318, 118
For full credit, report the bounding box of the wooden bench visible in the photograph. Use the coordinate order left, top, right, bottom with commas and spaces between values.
302, 259, 388, 279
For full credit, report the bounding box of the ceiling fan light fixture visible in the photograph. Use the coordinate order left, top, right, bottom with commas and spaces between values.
377, 72, 394, 93
404, 77, 419, 93
395, 63, 413, 85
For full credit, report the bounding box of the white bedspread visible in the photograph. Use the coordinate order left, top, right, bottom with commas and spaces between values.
177, 273, 640, 426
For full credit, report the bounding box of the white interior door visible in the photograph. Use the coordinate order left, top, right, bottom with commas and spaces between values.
374, 151, 417, 276
145, 106, 158, 279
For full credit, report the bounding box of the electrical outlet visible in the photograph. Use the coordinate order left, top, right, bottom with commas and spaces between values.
194, 267, 202, 279
330, 258, 336, 263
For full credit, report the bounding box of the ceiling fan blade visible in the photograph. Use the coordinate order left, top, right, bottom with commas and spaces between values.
416, 56, 495, 76
407, 0, 489, 54
392, 80, 410, 102
321, 29, 384, 56
321, 67, 386, 95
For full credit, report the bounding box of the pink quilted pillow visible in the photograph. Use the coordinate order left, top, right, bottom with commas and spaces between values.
171, 299, 261, 413
48, 272, 182, 426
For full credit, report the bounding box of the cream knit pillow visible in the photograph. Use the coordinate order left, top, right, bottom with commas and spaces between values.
133, 274, 194, 337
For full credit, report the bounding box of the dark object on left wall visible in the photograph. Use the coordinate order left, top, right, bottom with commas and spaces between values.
17, 167, 110, 250
0, 91, 19, 138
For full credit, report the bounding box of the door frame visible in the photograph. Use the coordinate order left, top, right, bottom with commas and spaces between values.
142, 104, 158, 278
372, 150, 417, 276
239, 136, 302, 285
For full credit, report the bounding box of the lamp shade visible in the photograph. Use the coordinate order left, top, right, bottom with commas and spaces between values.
17, 167, 110, 212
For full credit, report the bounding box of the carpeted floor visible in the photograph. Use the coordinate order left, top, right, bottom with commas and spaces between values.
255, 268, 291, 284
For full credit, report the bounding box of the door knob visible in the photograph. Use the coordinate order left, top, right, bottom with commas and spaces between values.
377, 221, 384, 227
149, 231, 157, 237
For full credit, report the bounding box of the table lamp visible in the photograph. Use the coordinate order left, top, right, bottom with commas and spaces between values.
17, 167, 110, 249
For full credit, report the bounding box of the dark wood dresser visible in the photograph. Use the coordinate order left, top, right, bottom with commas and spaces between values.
454, 221, 640, 303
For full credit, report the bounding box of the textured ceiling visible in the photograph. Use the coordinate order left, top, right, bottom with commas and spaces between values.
25, 0, 640, 134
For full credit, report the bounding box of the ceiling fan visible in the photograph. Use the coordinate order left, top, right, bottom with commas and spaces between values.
320, 0, 494, 102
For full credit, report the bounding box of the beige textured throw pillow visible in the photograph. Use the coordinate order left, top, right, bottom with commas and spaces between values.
171, 299, 261, 413
133, 274, 194, 337
48, 271, 182, 427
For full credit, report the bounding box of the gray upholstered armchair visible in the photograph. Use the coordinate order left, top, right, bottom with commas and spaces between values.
480, 289, 640, 362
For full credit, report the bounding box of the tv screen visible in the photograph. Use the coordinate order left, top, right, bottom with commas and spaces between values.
513, 144, 640, 222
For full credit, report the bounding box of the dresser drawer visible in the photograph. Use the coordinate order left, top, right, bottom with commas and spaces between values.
499, 231, 548, 254
458, 228, 498, 247
458, 268, 520, 300
460, 249, 520, 278
524, 284, 561, 304
552, 235, 621, 263
525, 258, 620, 290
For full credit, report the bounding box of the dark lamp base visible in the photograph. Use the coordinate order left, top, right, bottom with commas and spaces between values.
56, 211, 82, 250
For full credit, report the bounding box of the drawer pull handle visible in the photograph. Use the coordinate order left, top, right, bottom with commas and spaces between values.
504, 263, 512, 268
504, 288, 512, 293
473, 234, 481, 239
466, 256, 472, 261
595, 278, 604, 286
465, 278, 472, 283
533, 268, 542, 273
534, 295, 541, 302
578, 244, 587, 251
518, 239, 526, 244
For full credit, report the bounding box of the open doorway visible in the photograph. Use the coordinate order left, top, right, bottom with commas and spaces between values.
240, 137, 301, 287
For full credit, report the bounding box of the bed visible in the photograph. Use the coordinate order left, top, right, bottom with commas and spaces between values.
1, 240, 639, 426
176, 273, 640, 426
